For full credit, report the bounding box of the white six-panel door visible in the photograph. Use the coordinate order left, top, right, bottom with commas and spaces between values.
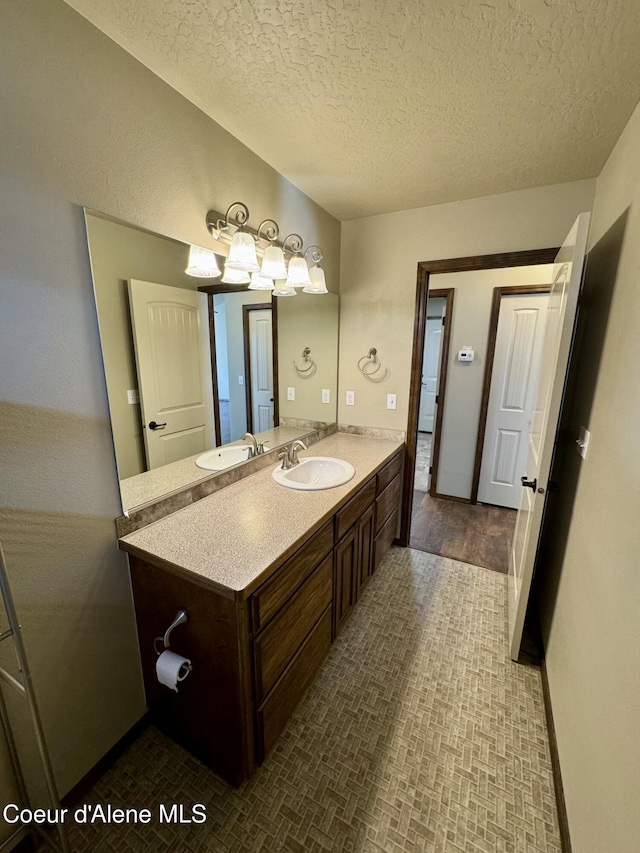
478, 293, 549, 508
128, 279, 215, 470
248, 308, 274, 433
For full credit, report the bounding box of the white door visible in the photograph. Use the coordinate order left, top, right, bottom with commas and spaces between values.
478, 292, 549, 509
248, 308, 274, 433
508, 213, 590, 661
128, 279, 215, 469
418, 317, 443, 432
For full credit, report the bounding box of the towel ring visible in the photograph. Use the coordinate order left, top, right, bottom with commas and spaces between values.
358, 348, 382, 377
294, 347, 316, 375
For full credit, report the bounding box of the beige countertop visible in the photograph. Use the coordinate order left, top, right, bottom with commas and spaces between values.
119, 425, 314, 511
119, 432, 403, 597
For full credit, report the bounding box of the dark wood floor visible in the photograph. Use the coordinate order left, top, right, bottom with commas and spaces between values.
410, 491, 516, 574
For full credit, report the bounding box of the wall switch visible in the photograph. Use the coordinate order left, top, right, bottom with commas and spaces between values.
346, 390, 355, 406
322, 389, 331, 404
387, 393, 397, 410
238, 375, 244, 386
126, 389, 139, 404
576, 426, 590, 459
287, 386, 296, 401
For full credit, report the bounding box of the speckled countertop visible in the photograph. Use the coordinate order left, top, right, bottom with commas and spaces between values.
119, 433, 403, 597
119, 425, 313, 511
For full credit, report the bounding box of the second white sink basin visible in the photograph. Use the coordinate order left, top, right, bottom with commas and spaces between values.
196, 445, 252, 471
272, 456, 355, 490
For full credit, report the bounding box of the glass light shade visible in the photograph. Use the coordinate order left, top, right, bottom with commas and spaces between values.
273, 280, 296, 297
260, 245, 288, 280
185, 245, 221, 278
303, 265, 328, 294
225, 230, 259, 272
221, 264, 250, 285
285, 255, 312, 288
249, 271, 274, 291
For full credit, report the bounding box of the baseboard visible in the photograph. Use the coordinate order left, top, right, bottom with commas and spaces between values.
60, 713, 150, 808
540, 662, 572, 853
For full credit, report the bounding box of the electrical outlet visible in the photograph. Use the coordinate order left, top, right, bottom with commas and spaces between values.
346, 390, 355, 406
322, 389, 331, 404
287, 386, 296, 401
238, 375, 244, 386
126, 389, 139, 405
387, 393, 397, 410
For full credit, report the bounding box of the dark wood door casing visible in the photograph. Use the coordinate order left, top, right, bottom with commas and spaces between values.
400, 248, 559, 546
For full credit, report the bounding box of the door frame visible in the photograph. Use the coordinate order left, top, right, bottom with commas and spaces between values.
418, 288, 454, 499
242, 302, 279, 434
399, 248, 559, 546
470, 284, 552, 504
206, 293, 223, 446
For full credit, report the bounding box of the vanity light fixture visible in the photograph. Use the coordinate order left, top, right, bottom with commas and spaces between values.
248, 271, 275, 291
185, 245, 221, 278
272, 280, 297, 297
283, 234, 311, 288
221, 263, 251, 285
302, 246, 328, 294
204, 202, 328, 293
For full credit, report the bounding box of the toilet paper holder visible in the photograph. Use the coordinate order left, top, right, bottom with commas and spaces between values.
153, 609, 191, 663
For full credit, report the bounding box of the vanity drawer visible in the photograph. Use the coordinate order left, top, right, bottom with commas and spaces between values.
253, 553, 333, 703
374, 507, 398, 571
256, 607, 332, 761
250, 519, 334, 633
375, 474, 401, 534
377, 451, 403, 495
335, 478, 376, 541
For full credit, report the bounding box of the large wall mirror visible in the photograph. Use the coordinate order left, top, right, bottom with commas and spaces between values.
85, 211, 339, 512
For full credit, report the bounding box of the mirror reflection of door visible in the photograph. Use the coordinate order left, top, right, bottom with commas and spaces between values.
128, 279, 215, 469
415, 297, 446, 492
244, 305, 274, 434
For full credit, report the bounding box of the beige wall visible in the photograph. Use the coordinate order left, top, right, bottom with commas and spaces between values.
431, 265, 553, 499
338, 180, 596, 432
0, 0, 340, 801
278, 293, 340, 424
537, 101, 640, 853
86, 214, 202, 480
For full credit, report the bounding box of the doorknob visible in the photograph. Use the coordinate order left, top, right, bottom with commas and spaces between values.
520, 476, 537, 491
148, 421, 167, 430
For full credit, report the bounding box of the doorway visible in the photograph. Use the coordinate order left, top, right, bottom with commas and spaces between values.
401, 249, 559, 574
413, 289, 453, 495
243, 303, 275, 434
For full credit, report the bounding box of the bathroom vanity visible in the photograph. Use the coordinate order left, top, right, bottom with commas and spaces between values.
119, 433, 403, 785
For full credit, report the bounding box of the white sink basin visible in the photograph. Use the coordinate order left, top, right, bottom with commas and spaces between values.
196, 445, 252, 471
272, 456, 355, 490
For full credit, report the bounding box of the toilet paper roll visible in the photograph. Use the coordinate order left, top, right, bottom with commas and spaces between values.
156, 650, 191, 692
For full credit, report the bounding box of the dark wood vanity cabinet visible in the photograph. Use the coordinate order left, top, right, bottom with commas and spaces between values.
128, 448, 403, 786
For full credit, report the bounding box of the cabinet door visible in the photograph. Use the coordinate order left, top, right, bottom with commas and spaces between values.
334, 525, 358, 634
357, 503, 375, 598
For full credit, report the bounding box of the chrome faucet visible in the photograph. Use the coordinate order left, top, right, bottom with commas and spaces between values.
288, 440, 307, 466
241, 432, 258, 458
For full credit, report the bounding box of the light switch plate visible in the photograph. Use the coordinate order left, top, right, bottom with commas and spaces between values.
287, 386, 296, 401
238, 375, 244, 386
346, 390, 355, 406
576, 425, 590, 459
126, 389, 139, 405
322, 389, 331, 404
387, 393, 397, 410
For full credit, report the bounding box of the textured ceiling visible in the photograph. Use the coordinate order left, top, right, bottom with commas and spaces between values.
64, 0, 640, 220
